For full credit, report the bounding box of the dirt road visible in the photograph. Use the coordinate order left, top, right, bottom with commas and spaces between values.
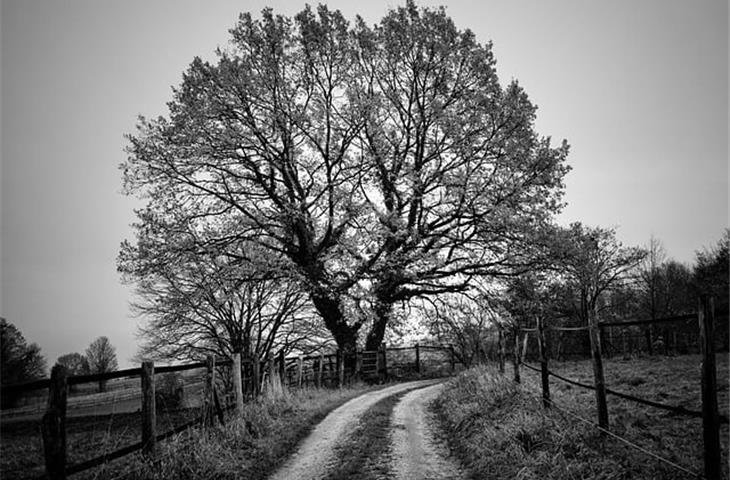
269, 379, 440, 480
269, 379, 464, 480
390, 382, 465, 480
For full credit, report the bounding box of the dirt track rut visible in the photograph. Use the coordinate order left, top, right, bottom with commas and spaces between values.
269, 379, 440, 480
389, 382, 465, 480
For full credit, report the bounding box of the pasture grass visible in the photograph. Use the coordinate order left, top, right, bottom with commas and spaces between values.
434, 353, 729, 480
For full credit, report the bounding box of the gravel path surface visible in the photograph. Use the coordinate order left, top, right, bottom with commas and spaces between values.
269, 379, 440, 480
390, 382, 465, 480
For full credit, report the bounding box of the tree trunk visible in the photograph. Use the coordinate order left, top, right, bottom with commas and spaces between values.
365, 283, 394, 351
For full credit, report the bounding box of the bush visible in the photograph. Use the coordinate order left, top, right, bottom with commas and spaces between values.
155, 373, 185, 410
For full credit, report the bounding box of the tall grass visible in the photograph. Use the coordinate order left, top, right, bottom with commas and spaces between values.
80, 383, 372, 480
433, 364, 709, 480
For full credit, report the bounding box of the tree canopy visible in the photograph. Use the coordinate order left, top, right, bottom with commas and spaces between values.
121, 2, 570, 355
0, 318, 47, 385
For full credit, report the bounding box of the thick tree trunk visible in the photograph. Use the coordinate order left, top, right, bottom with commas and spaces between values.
310, 289, 359, 355
365, 280, 396, 351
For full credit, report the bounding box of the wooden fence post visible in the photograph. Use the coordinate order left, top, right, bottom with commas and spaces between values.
587, 307, 609, 433
355, 350, 363, 380
337, 350, 345, 388
278, 349, 286, 387
317, 353, 324, 388
512, 331, 521, 383
253, 356, 261, 397
296, 355, 304, 388
42, 364, 67, 480
521, 333, 529, 364
232, 352, 244, 416
537, 317, 550, 409
381, 343, 389, 380
449, 345, 456, 372
699, 296, 721, 480
498, 329, 505, 374
415, 343, 421, 374
141, 361, 156, 456
203, 356, 215, 427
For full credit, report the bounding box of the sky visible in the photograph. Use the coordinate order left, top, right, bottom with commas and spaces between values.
1, 0, 727, 370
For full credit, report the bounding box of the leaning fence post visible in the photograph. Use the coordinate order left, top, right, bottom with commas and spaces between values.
253, 355, 261, 397
141, 361, 156, 456
232, 352, 244, 415
587, 307, 609, 433
296, 355, 304, 388
699, 296, 721, 480
203, 356, 215, 427
449, 345, 456, 372
42, 364, 68, 480
337, 350, 345, 388
278, 349, 286, 387
536, 316, 550, 408
498, 329, 505, 374
512, 330, 521, 383
317, 353, 324, 388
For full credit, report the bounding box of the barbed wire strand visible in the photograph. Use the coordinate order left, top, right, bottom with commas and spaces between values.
519, 376, 705, 479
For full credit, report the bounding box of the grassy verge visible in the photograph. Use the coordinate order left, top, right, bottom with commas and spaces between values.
72, 383, 375, 480
434, 354, 729, 480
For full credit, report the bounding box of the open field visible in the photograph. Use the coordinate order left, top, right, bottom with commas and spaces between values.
0, 406, 201, 479
435, 353, 729, 480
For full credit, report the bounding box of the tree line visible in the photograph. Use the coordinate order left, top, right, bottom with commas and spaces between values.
1, 320, 119, 400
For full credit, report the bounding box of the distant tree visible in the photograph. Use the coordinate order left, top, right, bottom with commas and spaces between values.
693, 229, 729, 313
557, 223, 646, 326
56, 352, 90, 377
1, 318, 47, 407
85, 336, 118, 392
419, 290, 498, 367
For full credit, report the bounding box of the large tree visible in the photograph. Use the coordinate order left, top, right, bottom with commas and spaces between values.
352, 4, 570, 348
122, 3, 570, 355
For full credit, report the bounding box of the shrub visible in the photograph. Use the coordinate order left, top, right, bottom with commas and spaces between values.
155, 373, 185, 410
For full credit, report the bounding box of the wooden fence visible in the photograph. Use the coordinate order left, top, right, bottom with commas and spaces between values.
0, 342, 457, 479
506, 296, 724, 480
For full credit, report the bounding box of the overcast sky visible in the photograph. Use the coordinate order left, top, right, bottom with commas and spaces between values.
1, 0, 727, 369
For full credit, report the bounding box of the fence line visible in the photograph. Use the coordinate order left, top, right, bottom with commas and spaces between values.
519, 380, 705, 479
521, 362, 729, 424
512, 296, 724, 480
2, 342, 458, 479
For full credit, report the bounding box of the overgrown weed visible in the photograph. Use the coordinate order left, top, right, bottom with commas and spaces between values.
81, 383, 372, 480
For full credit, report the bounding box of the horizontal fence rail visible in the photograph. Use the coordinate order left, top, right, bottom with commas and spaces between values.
1, 343, 458, 479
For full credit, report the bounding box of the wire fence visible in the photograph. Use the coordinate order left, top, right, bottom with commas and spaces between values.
509, 297, 727, 480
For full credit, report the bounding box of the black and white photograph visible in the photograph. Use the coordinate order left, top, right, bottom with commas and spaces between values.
1, 1, 728, 478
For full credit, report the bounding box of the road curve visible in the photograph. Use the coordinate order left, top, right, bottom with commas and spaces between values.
390, 382, 465, 480
269, 379, 440, 480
